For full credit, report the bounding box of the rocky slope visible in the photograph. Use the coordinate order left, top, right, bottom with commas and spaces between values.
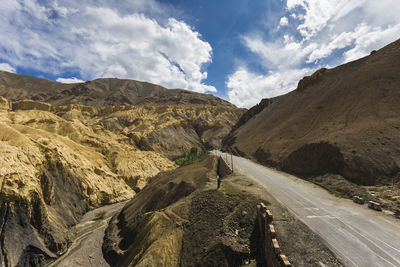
0, 72, 244, 158
97, 103, 242, 159
102, 154, 343, 266
0, 74, 244, 266
0, 97, 176, 266
224, 39, 400, 186
103, 155, 263, 266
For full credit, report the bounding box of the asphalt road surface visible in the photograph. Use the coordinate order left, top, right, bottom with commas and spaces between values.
214, 151, 400, 267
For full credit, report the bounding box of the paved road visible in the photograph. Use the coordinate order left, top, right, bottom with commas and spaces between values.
215, 151, 400, 267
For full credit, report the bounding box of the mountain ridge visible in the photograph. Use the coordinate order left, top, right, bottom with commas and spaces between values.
0, 71, 234, 108
224, 38, 400, 186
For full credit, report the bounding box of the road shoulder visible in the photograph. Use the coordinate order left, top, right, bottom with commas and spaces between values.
224, 173, 344, 266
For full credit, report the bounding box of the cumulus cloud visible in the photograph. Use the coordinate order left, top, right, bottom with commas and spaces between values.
0, 63, 15, 73
287, 0, 366, 38
226, 0, 400, 107
227, 67, 310, 108
279, 17, 289, 26
0, 0, 215, 93
56, 77, 85, 84
243, 35, 317, 68
343, 23, 400, 62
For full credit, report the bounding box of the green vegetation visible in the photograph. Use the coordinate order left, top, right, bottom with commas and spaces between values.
152, 212, 160, 221
383, 195, 396, 201
241, 247, 250, 254
313, 181, 351, 199
175, 147, 206, 166
330, 191, 349, 199
94, 210, 107, 220
222, 185, 237, 197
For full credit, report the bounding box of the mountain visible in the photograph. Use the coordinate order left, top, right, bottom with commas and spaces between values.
224, 39, 400, 186
0, 72, 245, 159
0, 73, 244, 266
0, 72, 234, 108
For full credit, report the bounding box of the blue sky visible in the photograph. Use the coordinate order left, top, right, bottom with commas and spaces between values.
1, 0, 400, 107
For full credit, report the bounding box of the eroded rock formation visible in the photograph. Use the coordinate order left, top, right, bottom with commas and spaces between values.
0, 75, 243, 265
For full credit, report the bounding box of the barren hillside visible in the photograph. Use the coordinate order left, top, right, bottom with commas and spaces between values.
103, 155, 261, 266
102, 155, 342, 266
0, 72, 234, 108
224, 39, 400, 186
0, 97, 176, 266
0, 74, 244, 266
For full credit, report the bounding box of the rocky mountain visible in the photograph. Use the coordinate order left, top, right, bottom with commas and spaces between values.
224, 39, 400, 186
0, 97, 175, 266
0, 72, 234, 108
0, 73, 244, 266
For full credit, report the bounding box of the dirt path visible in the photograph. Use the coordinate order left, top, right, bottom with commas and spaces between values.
47, 201, 128, 267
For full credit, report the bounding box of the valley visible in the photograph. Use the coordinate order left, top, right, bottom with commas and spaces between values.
0, 38, 399, 266
0, 75, 243, 266
224, 39, 400, 216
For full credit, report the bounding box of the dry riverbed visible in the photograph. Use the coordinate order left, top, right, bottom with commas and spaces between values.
47, 201, 128, 267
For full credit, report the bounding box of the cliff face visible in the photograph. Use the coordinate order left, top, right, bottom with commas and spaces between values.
224, 39, 400, 186
0, 97, 177, 266
0, 74, 244, 266
98, 104, 243, 159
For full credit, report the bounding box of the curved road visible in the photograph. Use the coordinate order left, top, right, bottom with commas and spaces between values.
215, 151, 400, 267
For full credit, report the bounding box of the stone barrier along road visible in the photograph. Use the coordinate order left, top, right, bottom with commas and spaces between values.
217, 156, 232, 178
257, 203, 292, 267
368, 201, 382, 211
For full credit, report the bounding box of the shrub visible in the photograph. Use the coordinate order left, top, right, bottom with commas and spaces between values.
174, 147, 206, 166
94, 210, 107, 220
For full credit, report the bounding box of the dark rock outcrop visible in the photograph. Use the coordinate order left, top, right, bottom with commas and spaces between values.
282, 142, 345, 176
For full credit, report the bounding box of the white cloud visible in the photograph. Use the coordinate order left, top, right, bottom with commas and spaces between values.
280, 17, 289, 26
227, 0, 400, 107
243, 35, 317, 69
227, 67, 310, 108
287, 0, 366, 38
343, 23, 400, 62
56, 77, 85, 83
0, 0, 215, 93
0, 63, 16, 73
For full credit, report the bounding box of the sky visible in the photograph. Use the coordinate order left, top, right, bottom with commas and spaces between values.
1, 0, 400, 107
